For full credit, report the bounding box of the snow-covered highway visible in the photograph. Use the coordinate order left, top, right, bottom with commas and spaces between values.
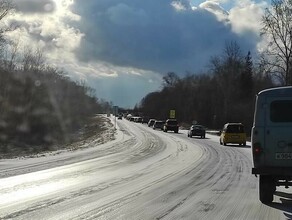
1, 118, 292, 219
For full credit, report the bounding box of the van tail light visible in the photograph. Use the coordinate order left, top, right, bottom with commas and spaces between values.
253, 142, 262, 155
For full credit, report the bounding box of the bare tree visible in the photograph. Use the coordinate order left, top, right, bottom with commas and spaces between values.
0, 0, 15, 62
262, 0, 292, 85
0, 0, 12, 20
224, 40, 242, 64
162, 72, 180, 88
1, 38, 20, 70
22, 47, 46, 72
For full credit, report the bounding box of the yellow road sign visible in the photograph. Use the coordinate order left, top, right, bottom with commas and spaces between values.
170, 110, 176, 118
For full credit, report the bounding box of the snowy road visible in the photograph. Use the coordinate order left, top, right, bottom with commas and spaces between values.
1, 118, 292, 219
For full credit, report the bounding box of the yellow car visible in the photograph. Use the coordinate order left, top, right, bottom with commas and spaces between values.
219, 123, 246, 146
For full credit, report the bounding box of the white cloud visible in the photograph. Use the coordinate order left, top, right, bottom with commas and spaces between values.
6, 0, 83, 71
228, 0, 267, 35
7, 0, 266, 77
4, 0, 271, 107
69, 0, 260, 76
199, 1, 229, 21
171, 0, 192, 11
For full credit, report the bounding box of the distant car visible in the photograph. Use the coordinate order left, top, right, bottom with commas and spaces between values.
219, 123, 246, 146
163, 119, 179, 133
153, 120, 165, 130
126, 114, 133, 120
148, 119, 155, 127
135, 117, 143, 123
187, 125, 206, 138
142, 117, 149, 124
117, 115, 122, 119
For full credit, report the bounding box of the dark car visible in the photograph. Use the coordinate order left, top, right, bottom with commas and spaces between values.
142, 117, 149, 124
163, 119, 179, 133
148, 119, 155, 127
187, 125, 206, 138
153, 120, 165, 130
135, 117, 143, 123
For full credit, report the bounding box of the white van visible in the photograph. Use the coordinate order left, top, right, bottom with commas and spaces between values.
252, 86, 292, 203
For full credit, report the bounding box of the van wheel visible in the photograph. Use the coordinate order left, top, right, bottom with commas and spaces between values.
259, 175, 274, 203
223, 142, 227, 146
243, 142, 246, 146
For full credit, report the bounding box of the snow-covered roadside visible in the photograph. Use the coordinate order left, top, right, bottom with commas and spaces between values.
0, 115, 126, 178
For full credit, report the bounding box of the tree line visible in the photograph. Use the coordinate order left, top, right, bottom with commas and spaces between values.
0, 1, 112, 156
137, 43, 272, 133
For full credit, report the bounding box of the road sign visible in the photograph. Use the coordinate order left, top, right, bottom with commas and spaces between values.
170, 110, 176, 119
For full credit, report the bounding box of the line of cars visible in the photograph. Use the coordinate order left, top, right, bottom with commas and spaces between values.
187, 122, 247, 143
126, 114, 247, 144
148, 118, 207, 139
125, 115, 148, 123
125, 114, 206, 138
127, 114, 247, 144
147, 119, 179, 133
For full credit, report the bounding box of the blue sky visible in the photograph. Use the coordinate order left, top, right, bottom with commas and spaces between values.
8, 0, 270, 108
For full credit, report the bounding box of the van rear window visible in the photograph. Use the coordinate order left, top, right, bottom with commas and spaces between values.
270, 100, 292, 122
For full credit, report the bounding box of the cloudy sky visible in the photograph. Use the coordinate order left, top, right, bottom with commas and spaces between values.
6, 0, 269, 107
